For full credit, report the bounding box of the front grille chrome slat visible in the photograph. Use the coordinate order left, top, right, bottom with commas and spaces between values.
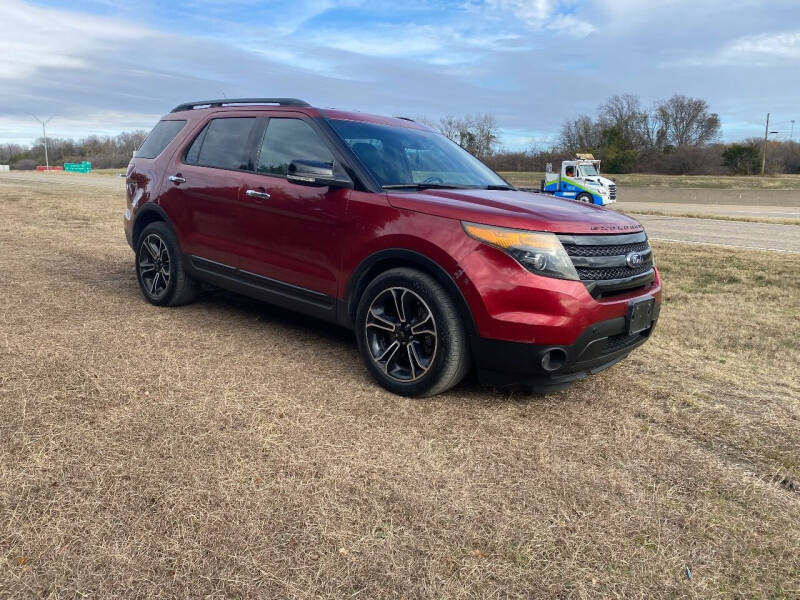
570, 247, 652, 269
566, 241, 648, 257
576, 264, 653, 280
558, 232, 655, 297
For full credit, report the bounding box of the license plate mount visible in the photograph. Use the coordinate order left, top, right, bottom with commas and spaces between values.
627, 297, 655, 335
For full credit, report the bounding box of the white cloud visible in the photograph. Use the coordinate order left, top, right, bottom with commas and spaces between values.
299, 23, 529, 64
546, 13, 596, 37
483, 0, 596, 37
303, 26, 444, 57
0, 0, 149, 80
725, 31, 800, 60
665, 30, 800, 67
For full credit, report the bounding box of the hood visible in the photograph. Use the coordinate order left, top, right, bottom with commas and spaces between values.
582, 176, 615, 189
387, 188, 642, 235
597, 176, 615, 187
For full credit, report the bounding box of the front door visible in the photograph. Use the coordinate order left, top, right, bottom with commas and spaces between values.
236, 116, 349, 298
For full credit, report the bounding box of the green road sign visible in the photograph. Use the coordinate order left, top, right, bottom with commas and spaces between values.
63, 161, 92, 173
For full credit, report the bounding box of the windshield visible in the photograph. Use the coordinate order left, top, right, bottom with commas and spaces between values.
579, 164, 599, 177
327, 119, 508, 189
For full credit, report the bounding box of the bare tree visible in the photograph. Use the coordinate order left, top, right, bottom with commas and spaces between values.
597, 94, 651, 152
656, 94, 720, 147
1, 143, 24, 164
558, 115, 600, 153
436, 116, 463, 144
640, 103, 669, 152
470, 114, 498, 158
434, 114, 498, 158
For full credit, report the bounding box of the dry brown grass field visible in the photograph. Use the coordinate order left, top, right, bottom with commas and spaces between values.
1, 176, 799, 598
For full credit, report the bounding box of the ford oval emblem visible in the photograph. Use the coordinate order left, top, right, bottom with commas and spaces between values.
626, 252, 644, 268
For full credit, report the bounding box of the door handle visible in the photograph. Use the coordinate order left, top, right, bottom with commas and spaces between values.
168, 175, 186, 184
245, 189, 271, 200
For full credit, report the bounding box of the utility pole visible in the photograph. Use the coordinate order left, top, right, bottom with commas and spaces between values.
791, 120, 796, 142
761, 113, 770, 176
760, 114, 778, 176
31, 115, 54, 169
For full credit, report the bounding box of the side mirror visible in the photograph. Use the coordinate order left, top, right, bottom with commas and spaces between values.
287, 160, 353, 189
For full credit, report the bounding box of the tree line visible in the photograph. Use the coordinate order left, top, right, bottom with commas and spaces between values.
2, 97, 798, 175
0, 131, 147, 170
431, 96, 799, 175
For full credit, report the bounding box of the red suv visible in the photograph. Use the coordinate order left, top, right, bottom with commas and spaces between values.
124, 98, 661, 396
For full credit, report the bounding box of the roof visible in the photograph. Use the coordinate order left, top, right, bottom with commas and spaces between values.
319, 108, 431, 131
169, 98, 310, 112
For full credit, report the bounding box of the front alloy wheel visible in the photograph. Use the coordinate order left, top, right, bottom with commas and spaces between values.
355, 268, 470, 397
365, 287, 437, 382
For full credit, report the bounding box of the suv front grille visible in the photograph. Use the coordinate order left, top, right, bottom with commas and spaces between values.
566, 241, 648, 257
558, 231, 654, 297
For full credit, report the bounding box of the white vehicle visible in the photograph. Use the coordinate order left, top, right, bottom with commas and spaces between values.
541, 154, 617, 206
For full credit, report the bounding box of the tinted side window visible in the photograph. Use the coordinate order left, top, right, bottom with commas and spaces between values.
137, 120, 186, 159
184, 126, 206, 165
186, 117, 256, 170
258, 118, 334, 176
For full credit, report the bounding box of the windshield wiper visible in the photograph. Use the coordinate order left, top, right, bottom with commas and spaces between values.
381, 183, 477, 190
484, 184, 515, 190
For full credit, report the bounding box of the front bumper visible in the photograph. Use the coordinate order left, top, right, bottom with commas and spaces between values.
472, 302, 660, 392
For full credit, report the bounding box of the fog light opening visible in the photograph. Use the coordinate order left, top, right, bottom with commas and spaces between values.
541, 348, 567, 372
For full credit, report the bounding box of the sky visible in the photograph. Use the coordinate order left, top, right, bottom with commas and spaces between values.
1, 0, 798, 150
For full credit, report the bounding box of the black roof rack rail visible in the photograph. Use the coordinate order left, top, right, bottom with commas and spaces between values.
395, 116, 416, 122
170, 98, 311, 113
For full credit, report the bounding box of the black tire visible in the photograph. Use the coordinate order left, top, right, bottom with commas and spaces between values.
355, 268, 470, 397
576, 192, 593, 204
135, 221, 198, 307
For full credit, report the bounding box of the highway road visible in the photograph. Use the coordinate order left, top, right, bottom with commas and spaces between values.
614, 201, 799, 220
633, 214, 800, 253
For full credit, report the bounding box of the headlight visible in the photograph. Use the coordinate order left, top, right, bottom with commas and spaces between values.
462, 222, 579, 280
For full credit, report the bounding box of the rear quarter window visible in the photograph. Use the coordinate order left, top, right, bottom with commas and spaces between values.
136, 120, 186, 159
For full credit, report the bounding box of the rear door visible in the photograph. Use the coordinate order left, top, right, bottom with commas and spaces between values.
236, 115, 350, 298
160, 114, 259, 268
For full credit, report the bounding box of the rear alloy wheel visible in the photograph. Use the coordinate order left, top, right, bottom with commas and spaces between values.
576, 192, 593, 204
135, 221, 197, 306
356, 268, 469, 397
138, 233, 171, 300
